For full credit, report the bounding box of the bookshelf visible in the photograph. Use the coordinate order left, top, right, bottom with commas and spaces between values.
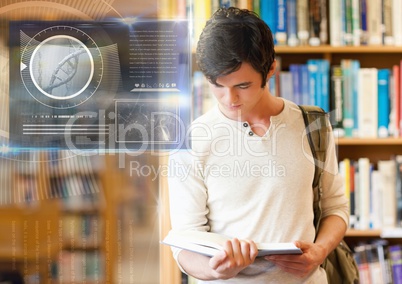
275, 43, 402, 229
0, 153, 60, 283
276, 45, 402, 70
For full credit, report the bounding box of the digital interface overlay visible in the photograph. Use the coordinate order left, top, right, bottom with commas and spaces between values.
9, 20, 191, 152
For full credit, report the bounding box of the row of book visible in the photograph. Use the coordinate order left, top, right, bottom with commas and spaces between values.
354, 241, 402, 284
57, 251, 104, 283
274, 59, 330, 112
47, 150, 105, 175
339, 156, 402, 231
273, 58, 402, 138
49, 174, 101, 210
61, 215, 102, 247
184, 0, 402, 47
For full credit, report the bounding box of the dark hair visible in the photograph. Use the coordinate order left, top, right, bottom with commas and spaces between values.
196, 7, 275, 88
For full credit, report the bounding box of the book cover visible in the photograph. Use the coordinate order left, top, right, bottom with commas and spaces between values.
366, 244, 384, 283
318, 59, 330, 112
319, 0, 327, 44
400, 60, 402, 136
370, 169, 381, 229
340, 159, 354, 224
367, 0, 382, 45
260, 0, 277, 43
358, 157, 371, 230
329, 0, 342, 46
330, 65, 344, 137
287, 0, 299, 46
276, 0, 288, 45
307, 59, 318, 106
344, 0, 353, 45
192, 71, 204, 119
300, 64, 310, 105
396, 155, 402, 226
211, 0, 220, 14
351, 0, 361, 46
297, 0, 309, 45
236, 0, 252, 9
279, 71, 294, 102
219, 0, 232, 8
393, 65, 400, 137
389, 245, 402, 284
308, 0, 321, 46
378, 159, 397, 229
162, 230, 303, 257
193, 0, 212, 46
351, 60, 361, 136
383, 0, 394, 45
360, 0, 368, 45
289, 64, 301, 104
393, 0, 402, 46
341, 59, 355, 137
373, 240, 393, 284
377, 69, 391, 138
253, 0, 260, 16
354, 244, 371, 283
352, 160, 359, 229
358, 68, 378, 138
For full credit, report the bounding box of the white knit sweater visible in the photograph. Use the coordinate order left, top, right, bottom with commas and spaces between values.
168, 99, 349, 283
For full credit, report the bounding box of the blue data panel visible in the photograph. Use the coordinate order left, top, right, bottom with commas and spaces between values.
9, 20, 191, 152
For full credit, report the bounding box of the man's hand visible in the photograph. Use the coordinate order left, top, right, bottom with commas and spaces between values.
264, 241, 327, 278
208, 238, 259, 279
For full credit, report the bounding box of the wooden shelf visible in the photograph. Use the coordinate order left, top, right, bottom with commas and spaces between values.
63, 242, 101, 251
336, 138, 402, 146
275, 45, 402, 54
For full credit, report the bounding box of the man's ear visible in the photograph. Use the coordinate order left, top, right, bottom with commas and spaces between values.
267, 60, 277, 79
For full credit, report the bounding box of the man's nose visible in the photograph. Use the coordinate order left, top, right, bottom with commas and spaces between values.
225, 89, 238, 105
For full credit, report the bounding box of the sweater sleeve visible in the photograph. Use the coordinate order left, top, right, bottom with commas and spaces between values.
167, 150, 210, 267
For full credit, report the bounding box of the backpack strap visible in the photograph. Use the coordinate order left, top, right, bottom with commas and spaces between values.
298, 105, 330, 234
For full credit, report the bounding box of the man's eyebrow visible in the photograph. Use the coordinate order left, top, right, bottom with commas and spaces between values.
234, 82, 252, 87
213, 81, 252, 87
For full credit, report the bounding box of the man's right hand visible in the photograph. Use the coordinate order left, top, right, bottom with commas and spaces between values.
178, 238, 258, 280
208, 238, 258, 279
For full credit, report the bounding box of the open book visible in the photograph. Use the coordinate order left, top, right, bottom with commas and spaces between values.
162, 230, 303, 257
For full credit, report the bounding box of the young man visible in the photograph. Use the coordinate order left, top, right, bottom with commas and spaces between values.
168, 7, 349, 283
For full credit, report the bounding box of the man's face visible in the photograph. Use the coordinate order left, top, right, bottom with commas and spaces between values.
209, 62, 267, 121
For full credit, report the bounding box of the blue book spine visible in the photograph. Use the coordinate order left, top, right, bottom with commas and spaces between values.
289, 64, 301, 104
287, 0, 298, 46
307, 59, 318, 106
360, 0, 368, 45
351, 60, 360, 135
276, 0, 287, 45
341, 59, 354, 137
390, 245, 402, 284
319, 60, 330, 112
377, 69, 390, 137
300, 64, 310, 105
315, 60, 323, 109
340, 0, 346, 45
269, 76, 276, 96
220, 0, 232, 8
279, 71, 294, 101
260, 0, 278, 43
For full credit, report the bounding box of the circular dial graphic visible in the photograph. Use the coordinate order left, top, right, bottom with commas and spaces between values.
20, 26, 103, 109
